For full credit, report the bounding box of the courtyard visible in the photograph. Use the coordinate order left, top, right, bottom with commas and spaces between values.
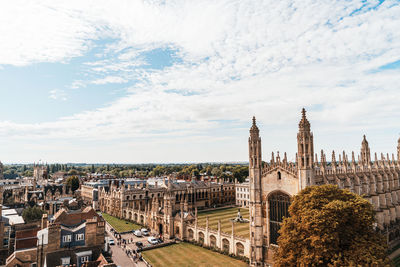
101, 213, 141, 233
142, 242, 248, 267
197, 207, 250, 238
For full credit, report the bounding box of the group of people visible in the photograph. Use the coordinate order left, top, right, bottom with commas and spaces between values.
110, 227, 144, 263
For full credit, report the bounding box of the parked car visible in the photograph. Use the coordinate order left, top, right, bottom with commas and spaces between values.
135, 241, 143, 247
134, 230, 142, 237
156, 238, 163, 244
148, 237, 158, 245
109, 239, 115, 245
141, 228, 149, 236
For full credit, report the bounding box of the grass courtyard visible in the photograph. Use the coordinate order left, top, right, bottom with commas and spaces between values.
100, 213, 141, 233
142, 242, 249, 267
197, 207, 250, 238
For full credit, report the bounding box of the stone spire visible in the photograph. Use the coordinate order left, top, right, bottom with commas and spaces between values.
250, 116, 259, 138
249, 116, 262, 169
397, 136, 400, 161
297, 108, 314, 189
361, 135, 371, 166
297, 108, 313, 169
248, 116, 263, 265
298, 108, 311, 132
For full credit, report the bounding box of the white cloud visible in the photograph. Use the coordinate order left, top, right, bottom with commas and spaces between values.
0, 0, 400, 162
91, 76, 128, 85
48, 89, 67, 101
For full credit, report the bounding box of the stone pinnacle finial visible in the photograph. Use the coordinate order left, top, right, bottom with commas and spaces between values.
250, 115, 259, 134
298, 108, 310, 131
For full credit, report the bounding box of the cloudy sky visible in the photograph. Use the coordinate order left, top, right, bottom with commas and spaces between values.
0, 0, 399, 163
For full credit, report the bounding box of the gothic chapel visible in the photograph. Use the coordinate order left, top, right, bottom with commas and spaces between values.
248, 108, 400, 266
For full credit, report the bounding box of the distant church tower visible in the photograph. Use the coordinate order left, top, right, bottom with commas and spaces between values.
397, 137, 400, 161
248, 116, 263, 266
361, 135, 371, 165
297, 108, 314, 190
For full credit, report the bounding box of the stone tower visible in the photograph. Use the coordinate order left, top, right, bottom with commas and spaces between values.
297, 108, 314, 190
361, 135, 371, 165
163, 178, 175, 239
248, 116, 263, 266
397, 137, 400, 161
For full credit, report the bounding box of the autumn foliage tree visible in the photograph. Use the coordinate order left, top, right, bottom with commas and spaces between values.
274, 185, 390, 266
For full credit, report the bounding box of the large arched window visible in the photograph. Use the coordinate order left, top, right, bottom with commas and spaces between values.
269, 192, 290, 245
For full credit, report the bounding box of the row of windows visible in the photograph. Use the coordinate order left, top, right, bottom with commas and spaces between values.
237, 187, 249, 192
62, 233, 84, 243
236, 193, 249, 199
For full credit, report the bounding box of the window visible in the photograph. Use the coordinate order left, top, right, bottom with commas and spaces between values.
277, 171, 281, 180
62, 235, 71, 242
269, 192, 290, 245
61, 257, 70, 266
75, 233, 84, 241
81, 256, 90, 263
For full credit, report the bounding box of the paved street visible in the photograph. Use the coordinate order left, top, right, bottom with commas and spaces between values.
106, 223, 148, 267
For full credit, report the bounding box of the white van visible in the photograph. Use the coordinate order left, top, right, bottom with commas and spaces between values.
141, 228, 149, 236
134, 230, 142, 237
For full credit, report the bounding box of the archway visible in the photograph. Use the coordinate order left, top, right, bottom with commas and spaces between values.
236, 242, 244, 256
222, 238, 230, 253
188, 229, 194, 240
198, 232, 204, 245
210, 235, 216, 248
269, 191, 290, 245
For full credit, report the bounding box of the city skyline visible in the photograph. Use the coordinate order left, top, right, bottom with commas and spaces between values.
0, 1, 399, 163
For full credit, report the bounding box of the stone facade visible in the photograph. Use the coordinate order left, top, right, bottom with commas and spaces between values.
248, 109, 400, 266
185, 217, 250, 258
99, 179, 235, 239
235, 181, 250, 207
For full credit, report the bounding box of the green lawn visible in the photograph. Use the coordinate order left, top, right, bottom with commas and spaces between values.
101, 213, 141, 232
142, 243, 249, 267
197, 207, 250, 238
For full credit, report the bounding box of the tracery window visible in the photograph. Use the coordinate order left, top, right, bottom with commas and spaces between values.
269, 192, 290, 245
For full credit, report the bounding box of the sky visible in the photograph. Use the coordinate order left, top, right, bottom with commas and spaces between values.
0, 0, 399, 164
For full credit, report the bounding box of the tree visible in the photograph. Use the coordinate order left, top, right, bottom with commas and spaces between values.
274, 185, 390, 266
66, 176, 80, 191
233, 165, 248, 183
22, 206, 45, 223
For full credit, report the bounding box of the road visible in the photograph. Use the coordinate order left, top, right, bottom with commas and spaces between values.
105, 223, 148, 267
